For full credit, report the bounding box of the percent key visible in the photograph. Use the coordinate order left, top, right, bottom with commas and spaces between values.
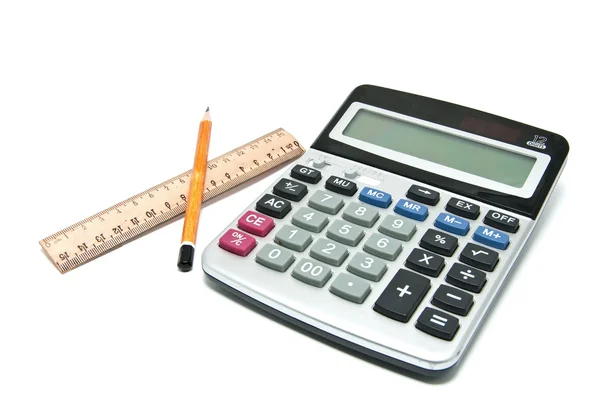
419, 229, 458, 256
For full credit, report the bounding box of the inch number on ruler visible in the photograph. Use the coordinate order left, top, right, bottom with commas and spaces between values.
39, 128, 305, 274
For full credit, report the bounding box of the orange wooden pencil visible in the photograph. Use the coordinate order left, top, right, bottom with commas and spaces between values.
177, 107, 212, 272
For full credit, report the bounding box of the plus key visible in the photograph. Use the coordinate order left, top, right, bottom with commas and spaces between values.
373, 269, 431, 322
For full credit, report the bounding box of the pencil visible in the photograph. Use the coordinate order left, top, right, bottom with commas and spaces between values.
177, 107, 212, 272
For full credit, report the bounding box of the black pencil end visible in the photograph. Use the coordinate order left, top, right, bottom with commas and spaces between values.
177, 244, 195, 272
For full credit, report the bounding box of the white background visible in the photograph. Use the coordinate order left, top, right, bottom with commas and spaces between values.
1, 1, 598, 397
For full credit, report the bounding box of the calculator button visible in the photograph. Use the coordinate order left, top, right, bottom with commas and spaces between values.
484, 210, 520, 233
237, 210, 275, 237
373, 269, 431, 323
419, 229, 458, 256
272, 178, 308, 202
291, 207, 329, 233
346, 253, 387, 282
342, 202, 380, 227
325, 175, 358, 196
256, 194, 292, 219
445, 197, 480, 220
434, 212, 470, 236
363, 233, 403, 261
312, 158, 327, 169
308, 190, 344, 215
416, 308, 460, 341
394, 199, 428, 221
406, 185, 440, 205
274, 225, 313, 252
459, 243, 499, 272
405, 248, 445, 277
473, 226, 509, 250
218, 229, 257, 256
432, 285, 474, 316
377, 214, 416, 241
329, 273, 371, 304
446, 263, 487, 293
291, 258, 332, 287
255, 244, 296, 272
326, 220, 365, 247
309, 238, 349, 266
343, 168, 359, 179
358, 187, 392, 208
290, 164, 321, 184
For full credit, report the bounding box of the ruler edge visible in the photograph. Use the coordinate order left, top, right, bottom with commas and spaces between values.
39, 127, 306, 273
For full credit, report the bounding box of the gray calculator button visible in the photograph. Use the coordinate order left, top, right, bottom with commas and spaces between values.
255, 244, 295, 272
291, 258, 332, 287
274, 225, 313, 252
342, 202, 380, 227
347, 252, 387, 282
309, 238, 349, 266
330, 273, 371, 304
308, 190, 344, 215
378, 214, 416, 241
326, 220, 365, 246
363, 233, 403, 261
291, 207, 329, 232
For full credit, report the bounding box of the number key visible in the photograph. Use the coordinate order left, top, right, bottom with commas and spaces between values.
255, 244, 295, 272
274, 225, 313, 252
347, 252, 387, 282
308, 190, 344, 215
291, 207, 329, 232
342, 202, 380, 227
377, 214, 416, 241
326, 220, 365, 246
291, 258, 332, 287
309, 238, 349, 266
363, 233, 403, 261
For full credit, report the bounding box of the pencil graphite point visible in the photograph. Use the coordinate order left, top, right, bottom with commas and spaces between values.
206, 106, 210, 112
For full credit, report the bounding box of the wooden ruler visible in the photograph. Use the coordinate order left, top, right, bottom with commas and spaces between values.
39, 128, 305, 274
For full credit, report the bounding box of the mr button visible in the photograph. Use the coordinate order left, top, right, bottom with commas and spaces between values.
484, 210, 519, 233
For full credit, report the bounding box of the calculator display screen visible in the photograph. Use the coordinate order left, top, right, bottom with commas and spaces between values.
341, 109, 536, 188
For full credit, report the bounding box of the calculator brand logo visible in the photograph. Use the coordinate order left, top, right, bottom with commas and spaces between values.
526, 135, 547, 150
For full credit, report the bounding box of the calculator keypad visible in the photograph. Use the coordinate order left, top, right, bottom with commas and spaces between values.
213, 158, 529, 347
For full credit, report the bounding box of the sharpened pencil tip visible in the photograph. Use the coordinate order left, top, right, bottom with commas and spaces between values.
206, 106, 210, 112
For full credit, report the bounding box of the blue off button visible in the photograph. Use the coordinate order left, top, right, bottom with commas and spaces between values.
394, 199, 428, 221
434, 212, 470, 236
473, 226, 510, 250
359, 187, 392, 208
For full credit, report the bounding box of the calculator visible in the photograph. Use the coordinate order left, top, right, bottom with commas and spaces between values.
201, 85, 569, 375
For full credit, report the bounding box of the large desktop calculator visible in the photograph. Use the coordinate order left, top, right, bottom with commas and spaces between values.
201, 85, 569, 375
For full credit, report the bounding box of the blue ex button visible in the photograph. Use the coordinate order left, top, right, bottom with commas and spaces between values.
434, 212, 470, 236
473, 226, 509, 250
359, 187, 392, 208
394, 199, 428, 221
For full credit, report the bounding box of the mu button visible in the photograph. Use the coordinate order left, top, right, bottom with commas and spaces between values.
325, 176, 357, 196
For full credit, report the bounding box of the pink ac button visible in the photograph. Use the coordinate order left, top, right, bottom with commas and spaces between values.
237, 210, 275, 237
218, 229, 257, 256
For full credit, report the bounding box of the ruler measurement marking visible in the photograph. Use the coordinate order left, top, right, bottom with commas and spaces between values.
39, 129, 304, 273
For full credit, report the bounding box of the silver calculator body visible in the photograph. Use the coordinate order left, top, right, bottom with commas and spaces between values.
201, 85, 569, 375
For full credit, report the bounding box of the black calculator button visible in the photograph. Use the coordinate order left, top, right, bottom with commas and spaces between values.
445, 197, 480, 220
325, 176, 357, 196
432, 285, 474, 316
416, 307, 460, 341
373, 269, 430, 323
256, 194, 292, 219
405, 248, 445, 277
419, 229, 458, 257
406, 185, 440, 205
290, 164, 321, 184
484, 210, 519, 233
446, 263, 486, 293
459, 243, 499, 272
273, 178, 308, 202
